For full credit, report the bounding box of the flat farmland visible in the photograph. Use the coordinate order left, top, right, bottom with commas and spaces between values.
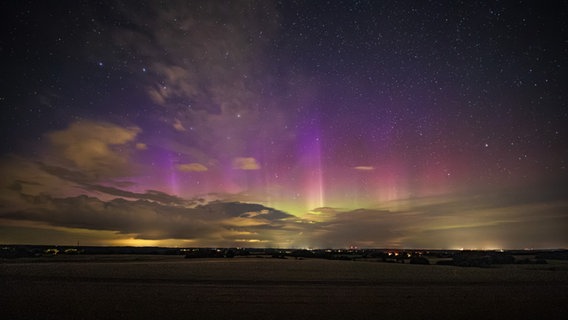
2, 256, 567, 319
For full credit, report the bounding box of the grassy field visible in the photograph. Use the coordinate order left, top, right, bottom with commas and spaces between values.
2, 255, 567, 319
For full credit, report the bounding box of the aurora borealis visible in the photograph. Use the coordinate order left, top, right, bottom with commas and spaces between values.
1, 1, 567, 249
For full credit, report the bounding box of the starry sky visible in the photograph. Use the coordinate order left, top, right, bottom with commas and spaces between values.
1, 0, 567, 249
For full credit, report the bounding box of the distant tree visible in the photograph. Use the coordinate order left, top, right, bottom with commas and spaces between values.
395, 254, 405, 263
224, 249, 235, 258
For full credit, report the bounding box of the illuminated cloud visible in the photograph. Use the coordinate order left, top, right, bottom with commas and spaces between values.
177, 163, 208, 172
173, 119, 186, 132
353, 166, 375, 171
234, 239, 268, 243
233, 157, 260, 170
136, 143, 148, 150
47, 121, 141, 178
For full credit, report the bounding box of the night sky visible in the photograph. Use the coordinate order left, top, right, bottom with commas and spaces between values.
1, 0, 567, 249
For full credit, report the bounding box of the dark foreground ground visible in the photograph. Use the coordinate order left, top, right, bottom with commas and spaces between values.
2, 255, 567, 319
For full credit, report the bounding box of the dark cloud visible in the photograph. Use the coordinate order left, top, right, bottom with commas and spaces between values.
36, 163, 188, 205
83, 185, 188, 206
299, 189, 568, 249
197, 201, 294, 220
303, 208, 415, 248
8, 180, 42, 192
39, 163, 93, 184
1, 191, 298, 244
1, 175, 566, 248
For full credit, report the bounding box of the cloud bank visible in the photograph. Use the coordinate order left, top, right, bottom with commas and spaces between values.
1, 155, 566, 249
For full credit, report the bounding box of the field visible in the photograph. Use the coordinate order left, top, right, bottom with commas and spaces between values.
2, 255, 567, 319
